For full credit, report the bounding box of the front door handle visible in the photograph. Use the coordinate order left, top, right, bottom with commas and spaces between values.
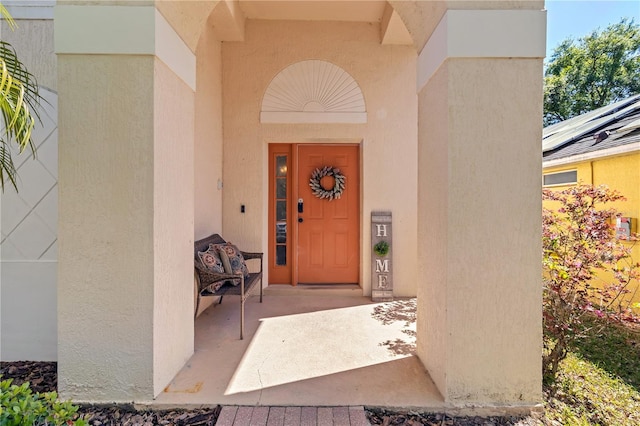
298, 217, 304, 223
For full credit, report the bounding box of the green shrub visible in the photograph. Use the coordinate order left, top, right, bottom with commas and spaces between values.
0, 377, 85, 426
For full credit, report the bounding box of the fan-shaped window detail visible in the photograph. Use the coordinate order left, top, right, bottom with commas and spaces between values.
261, 60, 367, 124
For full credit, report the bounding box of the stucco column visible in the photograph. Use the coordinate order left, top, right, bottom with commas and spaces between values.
55, 5, 195, 401
415, 9, 545, 410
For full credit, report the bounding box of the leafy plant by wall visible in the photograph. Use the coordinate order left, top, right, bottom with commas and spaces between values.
0, 378, 85, 425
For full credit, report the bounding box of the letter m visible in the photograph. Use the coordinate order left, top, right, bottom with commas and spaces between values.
375, 259, 389, 273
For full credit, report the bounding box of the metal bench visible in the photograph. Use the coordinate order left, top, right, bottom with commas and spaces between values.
194, 234, 263, 339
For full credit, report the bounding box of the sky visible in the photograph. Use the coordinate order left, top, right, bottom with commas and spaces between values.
546, 0, 640, 58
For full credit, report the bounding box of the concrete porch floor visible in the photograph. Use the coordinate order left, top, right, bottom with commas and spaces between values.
154, 290, 443, 408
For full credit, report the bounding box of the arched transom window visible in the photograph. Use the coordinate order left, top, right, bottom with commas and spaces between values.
261, 60, 367, 124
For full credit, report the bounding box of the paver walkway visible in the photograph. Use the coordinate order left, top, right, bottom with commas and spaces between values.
215, 406, 370, 426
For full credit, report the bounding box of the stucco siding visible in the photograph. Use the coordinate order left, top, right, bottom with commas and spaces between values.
222, 19, 418, 296
417, 60, 449, 396
57, 55, 156, 401
592, 154, 640, 219
156, 0, 220, 52
446, 57, 542, 404
418, 57, 542, 405
0, 17, 58, 361
593, 154, 640, 309
1, 263, 57, 360
152, 58, 196, 397
194, 24, 223, 239
591, 152, 640, 314
0, 19, 56, 91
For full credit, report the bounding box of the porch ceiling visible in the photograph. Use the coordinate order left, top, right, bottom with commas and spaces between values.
159, 0, 413, 51
236, 0, 413, 45
238, 0, 387, 22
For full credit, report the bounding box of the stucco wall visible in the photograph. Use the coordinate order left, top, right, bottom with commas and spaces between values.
222, 19, 418, 296
418, 58, 543, 405
0, 19, 56, 92
194, 23, 223, 239
0, 16, 58, 361
58, 52, 198, 401
55, 3, 199, 401
594, 154, 640, 309
416, 60, 449, 396
155, 0, 219, 52
193, 23, 224, 316
58, 55, 156, 401
544, 153, 640, 224
152, 58, 195, 397
0, 88, 58, 361
390, 0, 544, 52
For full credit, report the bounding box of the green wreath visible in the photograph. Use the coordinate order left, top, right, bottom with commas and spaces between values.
309, 166, 346, 200
373, 240, 389, 256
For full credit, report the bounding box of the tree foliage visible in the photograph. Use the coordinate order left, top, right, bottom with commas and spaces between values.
544, 18, 640, 126
0, 3, 41, 192
542, 184, 639, 385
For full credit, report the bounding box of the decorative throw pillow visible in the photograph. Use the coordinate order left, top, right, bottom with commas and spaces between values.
197, 245, 226, 293
198, 245, 225, 274
214, 243, 250, 284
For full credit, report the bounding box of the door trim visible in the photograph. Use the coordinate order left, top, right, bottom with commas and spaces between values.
268, 143, 361, 286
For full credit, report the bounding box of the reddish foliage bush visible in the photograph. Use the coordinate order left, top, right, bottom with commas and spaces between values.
542, 184, 639, 383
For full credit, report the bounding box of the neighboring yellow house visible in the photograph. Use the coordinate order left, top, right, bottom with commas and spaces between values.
543, 95, 640, 311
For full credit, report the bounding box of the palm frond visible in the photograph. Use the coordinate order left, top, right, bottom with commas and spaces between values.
0, 41, 41, 191
0, 58, 35, 150
0, 143, 18, 192
0, 41, 41, 124
0, 4, 16, 31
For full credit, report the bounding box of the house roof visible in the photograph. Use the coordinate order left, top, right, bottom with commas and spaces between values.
542, 94, 640, 163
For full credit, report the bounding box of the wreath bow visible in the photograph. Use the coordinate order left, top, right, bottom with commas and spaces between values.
309, 166, 346, 200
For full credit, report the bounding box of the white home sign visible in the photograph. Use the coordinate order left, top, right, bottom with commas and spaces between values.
371, 211, 393, 302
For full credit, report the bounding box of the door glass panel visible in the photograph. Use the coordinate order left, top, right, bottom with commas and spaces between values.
276, 201, 287, 221
276, 177, 287, 199
276, 245, 287, 266
274, 153, 288, 268
276, 156, 287, 177
276, 222, 286, 243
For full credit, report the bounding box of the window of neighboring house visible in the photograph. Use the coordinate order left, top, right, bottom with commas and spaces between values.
543, 170, 578, 186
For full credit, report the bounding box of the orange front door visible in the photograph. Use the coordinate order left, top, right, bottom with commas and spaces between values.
268, 144, 360, 285
296, 145, 359, 284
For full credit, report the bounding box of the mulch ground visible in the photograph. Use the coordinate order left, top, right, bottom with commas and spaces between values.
1, 361, 220, 425
366, 408, 539, 426
1, 361, 540, 425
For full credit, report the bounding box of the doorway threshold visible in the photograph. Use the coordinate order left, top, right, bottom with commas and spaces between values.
265, 284, 362, 297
